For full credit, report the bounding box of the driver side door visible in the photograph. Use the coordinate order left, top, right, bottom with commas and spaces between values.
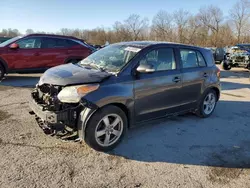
5, 37, 43, 70
134, 47, 183, 122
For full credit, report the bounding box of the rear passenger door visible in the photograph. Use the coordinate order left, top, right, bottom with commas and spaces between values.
40, 37, 70, 67
65, 39, 91, 61
178, 48, 208, 110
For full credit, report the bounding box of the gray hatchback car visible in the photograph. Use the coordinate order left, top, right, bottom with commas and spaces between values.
29, 41, 221, 151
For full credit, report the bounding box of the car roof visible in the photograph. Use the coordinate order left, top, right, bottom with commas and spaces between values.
114, 41, 205, 50
25, 34, 82, 41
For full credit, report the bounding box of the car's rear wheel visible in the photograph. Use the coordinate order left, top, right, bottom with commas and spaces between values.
84, 105, 127, 151
196, 89, 217, 118
221, 61, 231, 70
0, 64, 5, 80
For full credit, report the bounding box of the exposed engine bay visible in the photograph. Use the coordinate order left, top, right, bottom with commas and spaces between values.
30, 84, 82, 140
227, 45, 250, 68
32, 84, 62, 111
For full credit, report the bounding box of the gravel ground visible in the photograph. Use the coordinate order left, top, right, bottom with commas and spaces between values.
0, 68, 250, 188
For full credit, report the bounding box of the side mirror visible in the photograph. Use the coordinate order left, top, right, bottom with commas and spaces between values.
9, 43, 19, 49
136, 64, 155, 73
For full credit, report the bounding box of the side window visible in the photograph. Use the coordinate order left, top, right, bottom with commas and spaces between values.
67, 40, 80, 47
180, 49, 199, 68
42, 38, 78, 48
16, 38, 41, 49
41, 38, 57, 48
56, 38, 68, 48
139, 48, 176, 71
197, 51, 206, 67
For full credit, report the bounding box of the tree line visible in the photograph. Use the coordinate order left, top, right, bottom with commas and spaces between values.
1, 0, 250, 47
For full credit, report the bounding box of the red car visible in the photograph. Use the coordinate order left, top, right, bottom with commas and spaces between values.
0, 34, 95, 79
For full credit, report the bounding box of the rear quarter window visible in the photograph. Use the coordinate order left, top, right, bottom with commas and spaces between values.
201, 49, 215, 67
197, 51, 206, 67
67, 40, 80, 47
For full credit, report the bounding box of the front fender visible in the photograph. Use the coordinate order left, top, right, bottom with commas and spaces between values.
77, 107, 97, 140
83, 81, 135, 127
84, 82, 134, 109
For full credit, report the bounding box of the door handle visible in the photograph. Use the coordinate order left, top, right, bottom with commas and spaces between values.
172, 76, 181, 83
203, 72, 208, 77
33, 52, 40, 56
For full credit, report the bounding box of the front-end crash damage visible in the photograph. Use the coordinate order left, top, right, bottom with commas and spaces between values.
30, 83, 98, 140
29, 63, 111, 140
227, 45, 250, 68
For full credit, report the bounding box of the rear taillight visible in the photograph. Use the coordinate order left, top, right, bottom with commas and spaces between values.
216, 67, 221, 78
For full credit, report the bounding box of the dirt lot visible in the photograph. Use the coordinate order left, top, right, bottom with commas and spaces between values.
0, 68, 250, 188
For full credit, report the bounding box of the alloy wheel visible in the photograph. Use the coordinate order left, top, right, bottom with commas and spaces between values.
203, 92, 216, 115
95, 114, 123, 147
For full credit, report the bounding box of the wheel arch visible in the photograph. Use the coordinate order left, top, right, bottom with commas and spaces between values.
106, 103, 130, 124
209, 87, 220, 101
78, 102, 132, 140
203, 86, 220, 101
0, 57, 8, 74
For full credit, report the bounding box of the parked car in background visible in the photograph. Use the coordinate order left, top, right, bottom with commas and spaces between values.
206, 47, 225, 64
29, 41, 221, 151
0, 34, 95, 79
221, 44, 250, 70
214, 47, 225, 63
0, 37, 12, 43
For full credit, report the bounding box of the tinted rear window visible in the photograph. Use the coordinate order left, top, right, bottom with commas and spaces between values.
41, 37, 79, 48
202, 49, 215, 67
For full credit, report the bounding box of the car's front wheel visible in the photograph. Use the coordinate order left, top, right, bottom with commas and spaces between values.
85, 105, 127, 151
0, 64, 5, 80
196, 89, 217, 118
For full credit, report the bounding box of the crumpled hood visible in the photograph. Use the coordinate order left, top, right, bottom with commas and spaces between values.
38, 63, 111, 86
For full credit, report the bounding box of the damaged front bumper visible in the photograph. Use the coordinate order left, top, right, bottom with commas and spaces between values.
29, 97, 83, 139
29, 85, 97, 140
29, 97, 81, 125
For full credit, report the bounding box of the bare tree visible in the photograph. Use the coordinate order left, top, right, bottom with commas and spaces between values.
198, 5, 223, 33
151, 10, 174, 41
113, 21, 131, 41
173, 9, 190, 43
218, 23, 236, 47
185, 15, 200, 45
26, 29, 34, 35
60, 28, 74, 36
0, 29, 20, 37
197, 5, 223, 46
229, 0, 250, 43
124, 14, 148, 40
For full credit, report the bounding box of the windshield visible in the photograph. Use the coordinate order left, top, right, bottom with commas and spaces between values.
79, 44, 141, 73
0, 36, 22, 47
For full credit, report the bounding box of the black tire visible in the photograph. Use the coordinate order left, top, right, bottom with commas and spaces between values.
245, 64, 250, 70
196, 89, 218, 118
221, 61, 231, 70
84, 105, 128, 151
0, 63, 5, 80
